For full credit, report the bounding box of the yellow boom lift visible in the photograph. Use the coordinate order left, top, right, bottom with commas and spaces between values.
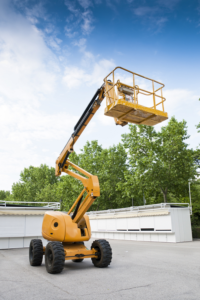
29, 67, 168, 274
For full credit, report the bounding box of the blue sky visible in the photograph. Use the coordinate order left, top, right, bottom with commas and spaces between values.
0, 0, 200, 191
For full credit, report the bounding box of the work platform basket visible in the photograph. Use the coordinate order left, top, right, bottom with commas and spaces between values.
104, 67, 168, 126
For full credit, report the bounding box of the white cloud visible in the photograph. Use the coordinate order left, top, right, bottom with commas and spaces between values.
134, 6, 158, 16
156, 17, 168, 27
25, 2, 47, 24
132, 2, 178, 31
97, 104, 114, 126
65, 26, 78, 38
157, 0, 181, 10
90, 59, 115, 84
78, 0, 92, 9
164, 89, 198, 113
0, 1, 79, 190
133, 0, 181, 17
13, 0, 49, 26
12, 1, 63, 53
64, 0, 95, 37
106, 0, 120, 12
73, 38, 87, 51
46, 36, 62, 51
0, 9, 58, 104
0, 100, 78, 142
82, 10, 94, 35
63, 59, 115, 88
63, 67, 90, 88
65, 0, 80, 15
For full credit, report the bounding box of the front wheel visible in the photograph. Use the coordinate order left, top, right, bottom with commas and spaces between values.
91, 239, 112, 268
45, 242, 65, 274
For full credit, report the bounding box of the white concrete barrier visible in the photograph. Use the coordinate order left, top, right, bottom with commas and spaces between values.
0, 202, 192, 249
0, 202, 57, 249
88, 203, 192, 243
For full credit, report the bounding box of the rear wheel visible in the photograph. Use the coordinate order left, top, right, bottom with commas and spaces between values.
91, 239, 112, 268
29, 239, 43, 266
45, 242, 65, 274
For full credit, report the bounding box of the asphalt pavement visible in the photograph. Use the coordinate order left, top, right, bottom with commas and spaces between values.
0, 239, 200, 300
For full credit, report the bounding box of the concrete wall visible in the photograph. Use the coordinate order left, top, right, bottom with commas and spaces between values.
88, 205, 192, 243
0, 204, 193, 249
0, 211, 48, 249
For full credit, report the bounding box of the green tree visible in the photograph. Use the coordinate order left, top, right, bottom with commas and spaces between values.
0, 190, 10, 200
95, 143, 128, 210
188, 180, 200, 226
55, 175, 82, 211
11, 164, 59, 202
121, 117, 197, 203
61, 141, 128, 211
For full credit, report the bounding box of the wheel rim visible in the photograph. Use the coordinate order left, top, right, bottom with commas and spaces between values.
47, 248, 53, 267
94, 246, 101, 262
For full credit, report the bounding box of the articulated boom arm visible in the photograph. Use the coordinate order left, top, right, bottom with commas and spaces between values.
55, 85, 105, 223
55, 67, 168, 224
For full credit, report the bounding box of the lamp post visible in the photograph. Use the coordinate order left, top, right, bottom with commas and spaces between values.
188, 179, 192, 215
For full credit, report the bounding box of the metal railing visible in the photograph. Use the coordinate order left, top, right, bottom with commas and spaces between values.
87, 203, 191, 215
0, 200, 60, 210
104, 66, 166, 111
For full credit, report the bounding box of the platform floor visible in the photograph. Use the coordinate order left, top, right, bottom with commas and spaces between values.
0, 239, 200, 300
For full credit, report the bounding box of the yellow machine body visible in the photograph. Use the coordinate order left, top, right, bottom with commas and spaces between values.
42, 211, 91, 243
42, 212, 97, 261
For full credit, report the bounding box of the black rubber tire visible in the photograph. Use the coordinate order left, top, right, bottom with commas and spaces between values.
45, 242, 65, 274
72, 259, 84, 263
91, 239, 112, 268
29, 239, 43, 266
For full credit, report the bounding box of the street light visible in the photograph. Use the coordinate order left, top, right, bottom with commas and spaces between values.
188, 179, 192, 215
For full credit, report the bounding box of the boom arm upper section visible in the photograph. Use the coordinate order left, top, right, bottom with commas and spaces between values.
55, 85, 105, 177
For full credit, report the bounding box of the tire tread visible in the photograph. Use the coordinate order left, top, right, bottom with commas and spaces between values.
29, 239, 43, 266
91, 239, 112, 268
45, 242, 65, 274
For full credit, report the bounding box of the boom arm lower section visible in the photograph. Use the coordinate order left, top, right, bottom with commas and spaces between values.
62, 160, 100, 223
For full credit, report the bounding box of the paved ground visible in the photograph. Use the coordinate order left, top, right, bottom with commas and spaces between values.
0, 239, 200, 300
